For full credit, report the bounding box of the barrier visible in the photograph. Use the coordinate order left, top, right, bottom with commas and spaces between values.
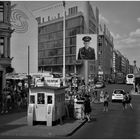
74, 100, 84, 120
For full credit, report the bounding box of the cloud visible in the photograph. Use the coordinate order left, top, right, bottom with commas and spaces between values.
113, 20, 120, 24
99, 14, 109, 24
137, 17, 140, 23
113, 28, 140, 50
110, 32, 121, 40
129, 28, 140, 37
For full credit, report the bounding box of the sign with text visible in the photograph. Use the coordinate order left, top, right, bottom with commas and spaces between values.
44, 78, 61, 87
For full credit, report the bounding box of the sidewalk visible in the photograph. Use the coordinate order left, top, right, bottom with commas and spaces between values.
130, 89, 140, 95
0, 115, 87, 138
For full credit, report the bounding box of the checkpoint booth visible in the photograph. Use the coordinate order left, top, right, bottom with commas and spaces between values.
27, 86, 66, 126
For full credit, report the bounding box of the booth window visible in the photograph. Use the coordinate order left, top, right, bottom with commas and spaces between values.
37, 93, 45, 104
30, 95, 35, 104
47, 95, 52, 104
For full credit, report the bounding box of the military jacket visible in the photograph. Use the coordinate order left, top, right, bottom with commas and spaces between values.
78, 46, 95, 60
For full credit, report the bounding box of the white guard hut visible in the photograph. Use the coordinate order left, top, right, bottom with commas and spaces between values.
28, 86, 66, 126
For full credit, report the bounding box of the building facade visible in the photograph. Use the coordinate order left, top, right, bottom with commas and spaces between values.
33, 1, 99, 76
98, 23, 114, 80
0, 1, 13, 94
113, 48, 133, 79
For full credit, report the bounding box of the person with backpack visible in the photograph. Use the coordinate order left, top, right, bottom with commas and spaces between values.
103, 91, 109, 112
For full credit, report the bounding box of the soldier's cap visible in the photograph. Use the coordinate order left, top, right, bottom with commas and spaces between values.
82, 36, 91, 42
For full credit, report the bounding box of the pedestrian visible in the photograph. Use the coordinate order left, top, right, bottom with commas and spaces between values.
122, 92, 127, 110
100, 90, 104, 103
84, 94, 92, 122
125, 92, 133, 109
103, 91, 109, 112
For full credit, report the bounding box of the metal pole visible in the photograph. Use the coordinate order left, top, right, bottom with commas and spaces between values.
28, 46, 30, 77
27, 45, 30, 105
63, 1, 66, 86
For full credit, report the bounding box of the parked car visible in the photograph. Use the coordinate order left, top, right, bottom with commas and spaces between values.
94, 81, 105, 89
112, 89, 125, 102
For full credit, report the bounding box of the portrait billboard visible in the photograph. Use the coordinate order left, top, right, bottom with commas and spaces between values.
76, 34, 97, 60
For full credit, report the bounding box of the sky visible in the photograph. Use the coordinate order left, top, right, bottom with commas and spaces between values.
23, 0, 140, 67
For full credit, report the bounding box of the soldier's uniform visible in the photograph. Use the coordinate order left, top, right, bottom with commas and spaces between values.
78, 36, 95, 60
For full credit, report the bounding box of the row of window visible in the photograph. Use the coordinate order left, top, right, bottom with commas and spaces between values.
0, 37, 4, 57
0, 2, 4, 22
39, 37, 76, 50
89, 20, 97, 33
39, 46, 76, 58
68, 6, 78, 15
38, 16, 83, 34
38, 56, 76, 65
39, 26, 82, 43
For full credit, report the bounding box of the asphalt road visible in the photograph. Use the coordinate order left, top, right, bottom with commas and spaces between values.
68, 84, 140, 139
0, 84, 139, 139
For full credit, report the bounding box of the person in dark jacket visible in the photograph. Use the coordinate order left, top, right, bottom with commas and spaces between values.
78, 36, 95, 60
84, 94, 92, 122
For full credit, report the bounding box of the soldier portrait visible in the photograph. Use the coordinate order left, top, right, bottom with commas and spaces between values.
76, 34, 97, 60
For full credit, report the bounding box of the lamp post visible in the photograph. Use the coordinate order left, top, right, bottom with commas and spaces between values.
27, 45, 30, 105
62, 1, 66, 86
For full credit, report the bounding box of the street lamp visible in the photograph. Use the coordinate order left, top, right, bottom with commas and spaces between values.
62, 1, 66, 86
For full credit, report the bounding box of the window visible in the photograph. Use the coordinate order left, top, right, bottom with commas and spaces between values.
0, 2, 4, 22
0, 37, 4, 57
68, 6, 78, 15
37, 93, 45, 104
47, 95, 52, 104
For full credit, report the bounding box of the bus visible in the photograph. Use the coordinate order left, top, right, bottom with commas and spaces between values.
126, 74, 135, 85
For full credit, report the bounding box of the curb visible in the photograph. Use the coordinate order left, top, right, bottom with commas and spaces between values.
65, 119, 87, 137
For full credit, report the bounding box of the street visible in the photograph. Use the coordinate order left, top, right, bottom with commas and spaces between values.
68, 84, 140, 139
1, 84, 140, 139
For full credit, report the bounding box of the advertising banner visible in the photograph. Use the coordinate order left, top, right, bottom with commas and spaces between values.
76, 34, 97, 60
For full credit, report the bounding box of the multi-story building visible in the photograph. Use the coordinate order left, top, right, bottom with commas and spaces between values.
129, 64, 134, 74
33, 1, 99, 76
98, 23, 114, 80
0, 1, 13, 94
113, 49, 132, 77
113, 49, 122, 73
